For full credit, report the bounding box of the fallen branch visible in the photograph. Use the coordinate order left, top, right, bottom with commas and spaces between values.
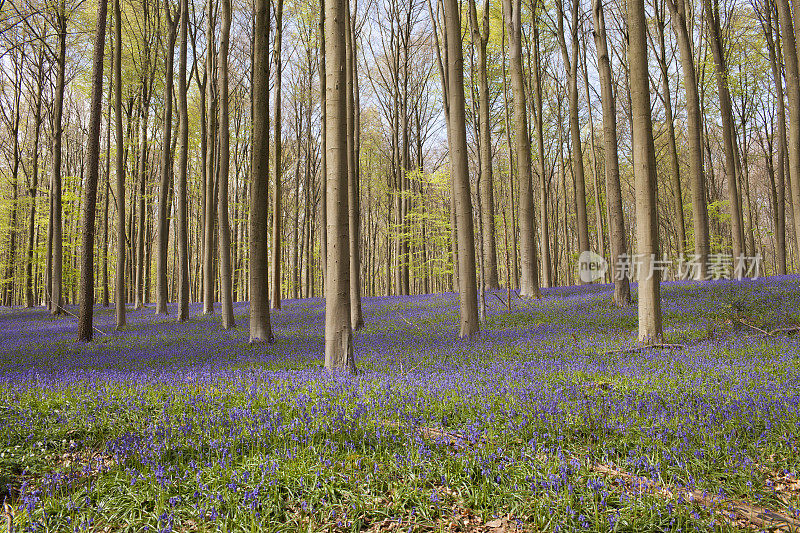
769, 326, 800, 336
591, 462, 800, 531
603, 344, 687, 356
385, 420, 799, 531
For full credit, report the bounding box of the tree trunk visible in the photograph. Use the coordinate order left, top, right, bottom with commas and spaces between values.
591, 0, 631, 305
468, 0, 499, 291
157, 0, 179, 314
217, 0, 235, 328
629, 0, 663, 344
703, 0, 745, 269
531, 4, 552, 288
445, 0, 480, 337
270, 0, 284, 310
776, 0, 800, 260
760, 0, 786, 274
664, 0, 710, 279
557, 0, 590, 262
51, 6, 67, 315
324, 0, 355, 371
346, 1, 363, 329
77, 0, 107, 342
504, 0, 541, 298
250, 0, 274, 341
176, 0, 190, 321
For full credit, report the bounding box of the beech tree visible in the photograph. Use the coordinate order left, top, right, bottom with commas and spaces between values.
324, 0, 356, 370
629, 0, 662, 343
250, 0, 275, 343
77, 0, 108, 342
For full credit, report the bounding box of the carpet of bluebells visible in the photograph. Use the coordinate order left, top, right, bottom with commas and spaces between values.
2, 276, 800, 532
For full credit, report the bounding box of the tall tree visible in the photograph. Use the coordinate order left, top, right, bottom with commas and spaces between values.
468, 0, 499, 290
202, 0, 217, 315
114, 0, 126, 326
556, 0, 590, 262
531, 0, 552, 288
503, 0, 541, 298
176, 0, 190, 321
271, 0, 284, 310
664, 0, 710, 279
629, 0, 662, 343
591, 0, 630, 305
651, 0, 687, 258
776, 0, 800, 257
156, 0, 180, 314
703, 0, 746, 267
217, 0, 235, 328
250, 0, 274, 342
25, 39, 45, 308
445, 0, 480, 336
324, 0, 356, 370
50, 2, 67, 315
77, 0, 108, 342
346, 0, 364, 329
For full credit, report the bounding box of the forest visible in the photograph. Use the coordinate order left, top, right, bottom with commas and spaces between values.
1, 0, 800, 529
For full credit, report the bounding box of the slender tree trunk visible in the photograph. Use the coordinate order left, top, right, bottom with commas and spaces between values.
761, 1, 786, 274
319, 3, 327, 295
217, 0, 235, 328
664, 0, 710, 279
445, 0, 480, 337
324, 0, 355, 371
346, 1, 363, 329
531, 5, 552, 288
557, 0, 590, 262
653, 3, 687, 258
157, 0, 179, 314
78, 0, 107, 342
203, 0, 217, 314
629, 0, 662, 343
468, 0, 499, 290
591, 0, 630, 305
51, 6, 67, 315
776, 0, 800, 259
176, 0, 190, 321
25, 45, 45, 308
135, 82, 149, 309
113, 0, 126, 326
102, 40, 112, 308
703, 0, 745, 269
504, 0, 541, 298
269, 0, 284, 310
250, 0, 274, 341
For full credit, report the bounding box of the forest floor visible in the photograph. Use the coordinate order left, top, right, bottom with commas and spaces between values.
2, 277, 800, 532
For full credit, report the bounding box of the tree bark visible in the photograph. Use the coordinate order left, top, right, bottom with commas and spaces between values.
156, 0, 179, 314
664, 0, 710, 279
445, 0, 480, 337
503, 0, 541, 298
324, 0, 355, 371
468, 0, 499, 290
176, 0, 190, 321
77, 0, 107, 342
250, 0, 274, 342
271, 0, 284, 310
217, 0, 235, 328
51, 5, 67, 315
776, 0, 800, 260
557, 0, 590, 262
629, 0, 663, 343
346, 1, 363, 329
591, 0, 631, 305
703, 0, 745, 269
